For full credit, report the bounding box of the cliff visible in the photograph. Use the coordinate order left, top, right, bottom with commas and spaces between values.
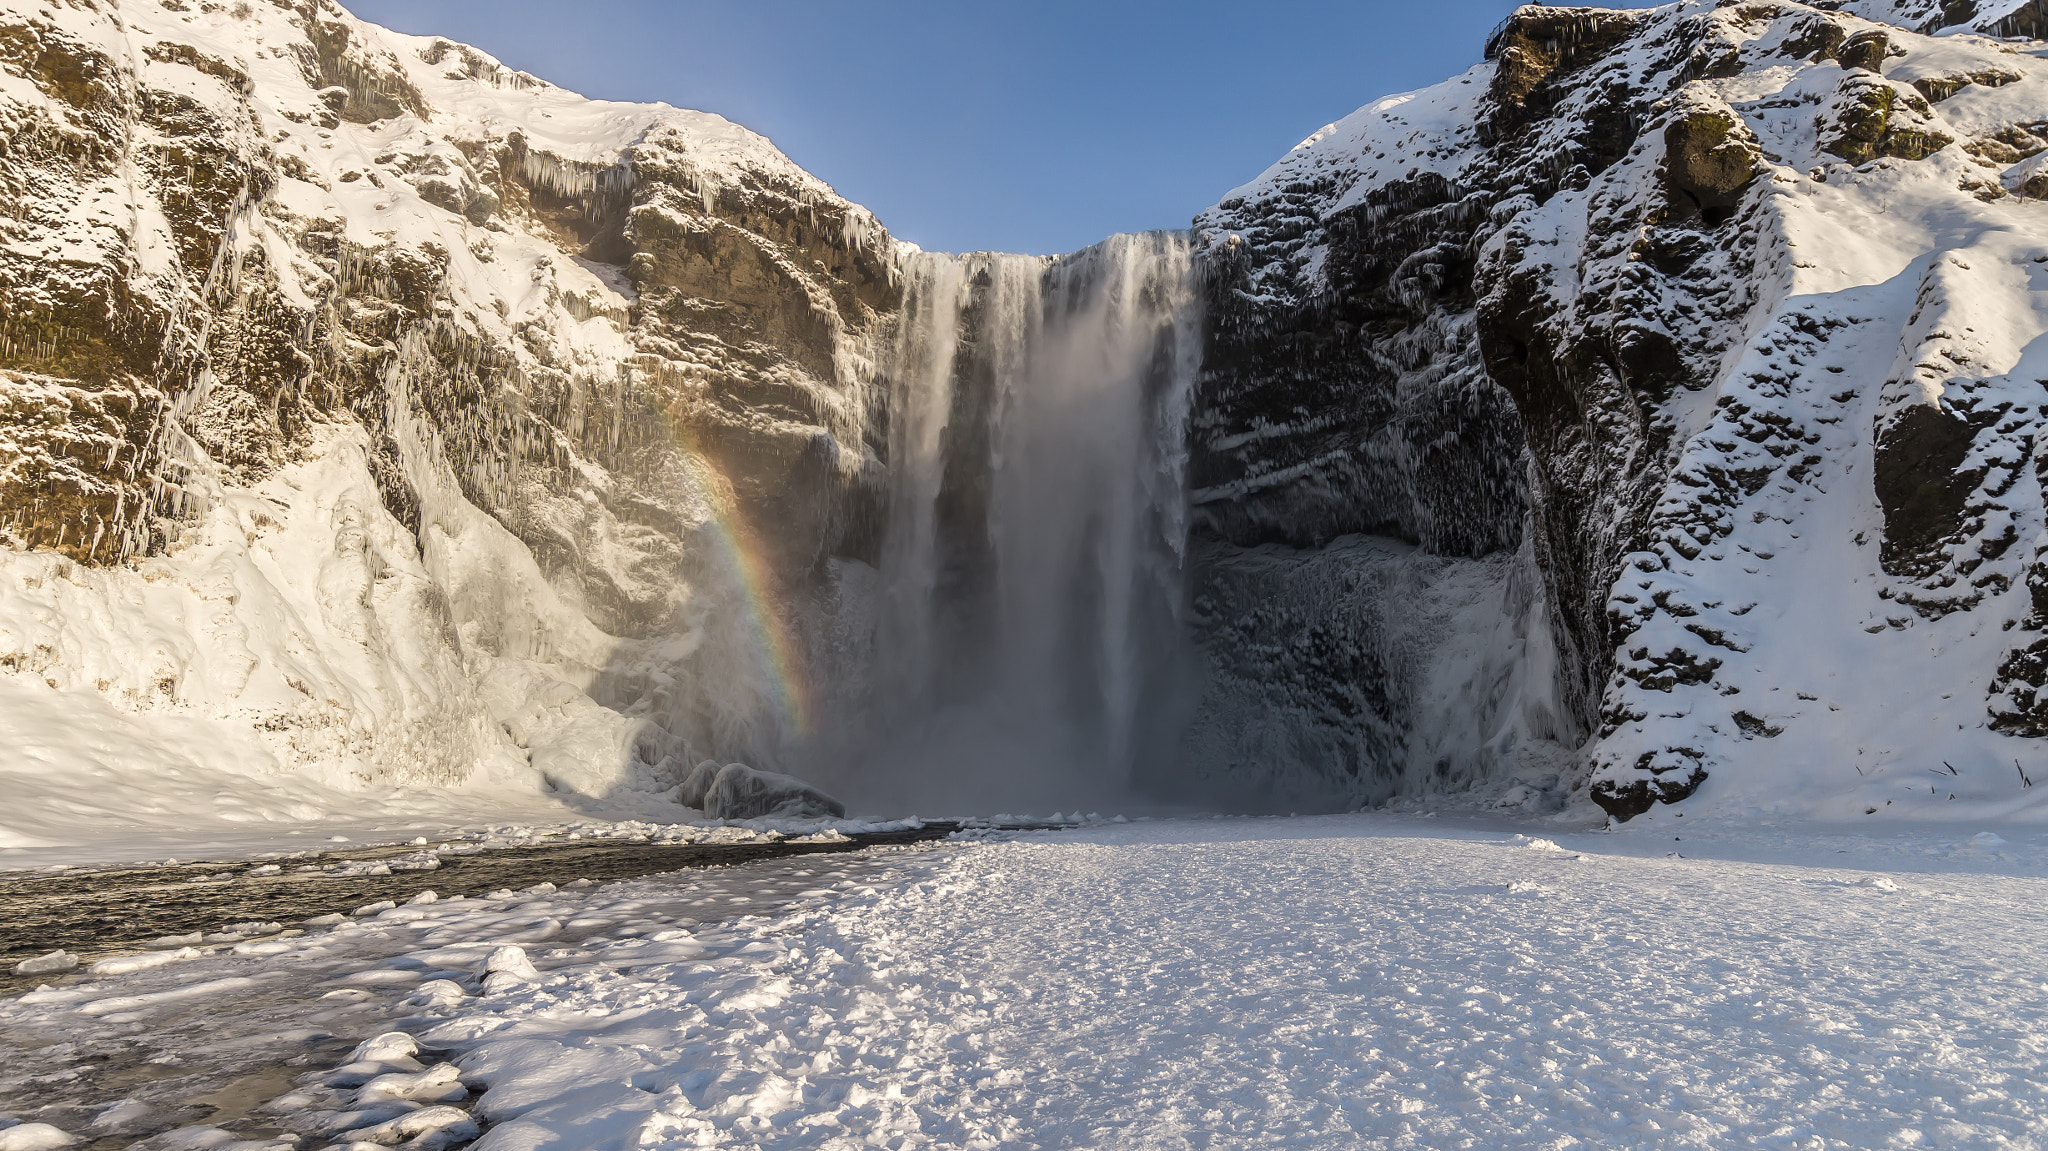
1193, 0, 2048, 818
0, 0, 897, 844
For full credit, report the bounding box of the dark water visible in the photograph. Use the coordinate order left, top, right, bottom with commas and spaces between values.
0, 824, 970, 997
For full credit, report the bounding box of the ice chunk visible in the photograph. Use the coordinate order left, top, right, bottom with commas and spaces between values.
89, 1099, 152, 1135
403, 979, 468, 1009
788, 830, 850, 843
333, 1105, 476, 1146
677, 759, 723, 809
483, 945, 539, 977
477, 945, 541, 995
357, 1063, 465, 1104
702, 763, 846, 820
114, 1125, 291, 1149
220, 922, 282, 937
12, 950, 78, 976
88, 947, 200, 975
0, 1123, 77, 1150
348, 1032, 422, 1066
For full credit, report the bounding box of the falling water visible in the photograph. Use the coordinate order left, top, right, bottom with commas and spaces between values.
804, 232, 1203, 812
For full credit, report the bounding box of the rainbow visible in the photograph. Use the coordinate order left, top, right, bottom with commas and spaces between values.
648, 390, 812, 741
702, 495, 812, 740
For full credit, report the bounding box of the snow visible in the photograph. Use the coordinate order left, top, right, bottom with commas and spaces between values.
461, 817, 2048, 1147
6, 817, 2047, 1148
1197, 68, 1492, 303
2, 0, 2047, 931
0, 1125, 77, 1151
2, 0, 2045, 1140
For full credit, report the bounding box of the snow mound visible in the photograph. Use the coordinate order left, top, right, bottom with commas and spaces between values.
702, 763, 847, 821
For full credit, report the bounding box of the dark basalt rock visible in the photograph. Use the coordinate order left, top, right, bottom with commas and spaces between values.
1191, 171, 1528, 558
1979, 0, 2048, 38
1589, 764, 1706, 821
1873, 399, 1984, 577
1487, 6, 1652, 117
1837, 29, 1891, 73
1822, 74, 1952, 164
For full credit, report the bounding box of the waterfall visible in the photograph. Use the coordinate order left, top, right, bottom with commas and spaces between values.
804, 232, 1203, 813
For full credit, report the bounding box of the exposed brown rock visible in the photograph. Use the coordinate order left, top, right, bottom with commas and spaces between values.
1663, 100, 1762, 225
1838, 29, 1890, 73
1822, 75, 1953, 164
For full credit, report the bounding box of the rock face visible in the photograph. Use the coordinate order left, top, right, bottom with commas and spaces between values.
1191, 0, 2048, 817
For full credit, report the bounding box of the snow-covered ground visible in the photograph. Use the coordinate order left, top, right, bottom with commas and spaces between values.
7, 814, 2045, 1149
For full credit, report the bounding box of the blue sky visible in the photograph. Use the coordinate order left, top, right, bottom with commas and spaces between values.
349, 0, 1526, 255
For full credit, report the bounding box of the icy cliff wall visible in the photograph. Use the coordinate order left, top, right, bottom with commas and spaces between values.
1197, 0, 2048, 818
0, 0, 899, 836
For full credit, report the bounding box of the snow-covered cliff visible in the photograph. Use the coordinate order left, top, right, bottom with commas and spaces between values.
0, 0, 899, 848
1195, 0, 2048, 819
